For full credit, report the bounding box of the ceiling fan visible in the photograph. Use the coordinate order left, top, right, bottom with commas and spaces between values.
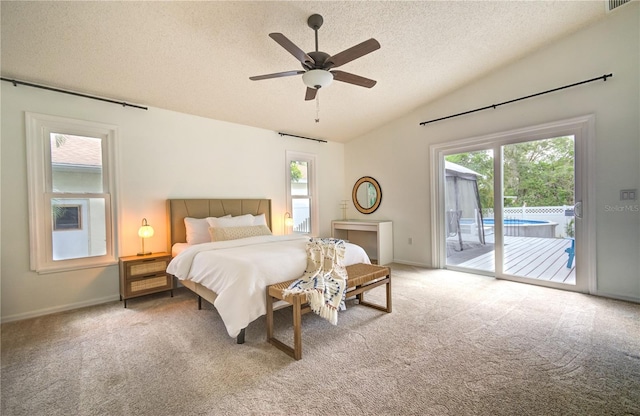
249, 14, 380, 101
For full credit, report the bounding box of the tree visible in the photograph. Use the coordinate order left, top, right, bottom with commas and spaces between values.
502, 137, 574, 207
446, 136, 575, 208
290, 161, 302, 182
446, 150, 494, 209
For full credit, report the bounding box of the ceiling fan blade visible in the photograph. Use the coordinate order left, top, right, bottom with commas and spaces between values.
305, 87, 317, 101
325, 38, 380, 69
269, 33, 314, 67
331, 70, 377, 88
249, 70, 305, 81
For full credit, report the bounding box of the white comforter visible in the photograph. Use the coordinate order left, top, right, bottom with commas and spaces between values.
166, 235, 370, 338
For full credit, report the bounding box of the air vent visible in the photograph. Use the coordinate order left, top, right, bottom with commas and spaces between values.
606, 0, 631, 12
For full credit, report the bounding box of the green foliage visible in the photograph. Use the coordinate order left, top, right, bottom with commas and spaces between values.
446, 151, 494, 209
503, 137, 574, 207
51, 199, 65, 221
446, 136, 575, 209
54, 134, 67, 148
290, 161, 302, 182
565, 218, 575, 238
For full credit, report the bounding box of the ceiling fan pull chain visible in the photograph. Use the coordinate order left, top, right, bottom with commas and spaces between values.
315, 94, 320, 123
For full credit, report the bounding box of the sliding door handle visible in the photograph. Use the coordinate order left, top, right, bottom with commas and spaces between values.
575, 201, 583, 219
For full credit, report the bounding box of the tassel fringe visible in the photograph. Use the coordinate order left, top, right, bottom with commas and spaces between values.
284, 238, 347, 325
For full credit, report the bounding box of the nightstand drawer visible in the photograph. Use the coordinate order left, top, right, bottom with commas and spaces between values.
128, 259, 169, 278
125, 273, 171, 297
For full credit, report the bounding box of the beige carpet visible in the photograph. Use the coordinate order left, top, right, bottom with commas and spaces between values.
2, 264, 639, 416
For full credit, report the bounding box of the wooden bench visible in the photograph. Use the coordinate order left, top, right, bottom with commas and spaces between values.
266, 263, 392, 360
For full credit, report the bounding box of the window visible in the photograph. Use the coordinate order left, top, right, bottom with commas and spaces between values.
285, 151, 317, 236
53, 205, 81, 231
26, 113, 117, 273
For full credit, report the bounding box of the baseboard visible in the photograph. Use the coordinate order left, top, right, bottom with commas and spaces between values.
591, 290, 640, 304
390, 259, 432, 268
1, 294, 121, 324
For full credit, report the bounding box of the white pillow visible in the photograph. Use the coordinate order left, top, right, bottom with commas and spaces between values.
209, 225, 272, 242
207, 214, 254, 229
253, 213, 268, 227
184, 216, 230, 245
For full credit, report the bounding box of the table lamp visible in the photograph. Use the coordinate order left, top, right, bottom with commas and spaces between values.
137, 218, 154, 256
284, 212, 294, 234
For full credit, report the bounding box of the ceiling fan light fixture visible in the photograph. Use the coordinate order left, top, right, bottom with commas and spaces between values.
250, 15, 379, 100
302, 69, 333, 89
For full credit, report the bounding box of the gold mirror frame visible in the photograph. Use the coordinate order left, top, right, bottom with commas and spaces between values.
352, 176, 382, 214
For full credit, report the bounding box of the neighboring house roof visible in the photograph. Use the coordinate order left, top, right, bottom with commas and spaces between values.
50, 134, 101, 167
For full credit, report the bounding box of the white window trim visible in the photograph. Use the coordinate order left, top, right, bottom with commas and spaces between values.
26, 112, 118, 273
429, 115, 596, 294
285, 150, 318, 236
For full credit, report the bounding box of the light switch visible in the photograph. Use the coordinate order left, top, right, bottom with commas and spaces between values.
620, 189, 637, 200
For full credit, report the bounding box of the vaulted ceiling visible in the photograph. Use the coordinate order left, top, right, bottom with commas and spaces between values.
1, 1, 608, 143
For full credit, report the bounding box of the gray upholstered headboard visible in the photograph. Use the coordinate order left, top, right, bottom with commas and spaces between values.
167, 199, 272, 248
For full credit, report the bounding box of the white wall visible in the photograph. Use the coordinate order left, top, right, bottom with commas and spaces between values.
345, 4, 639, 301
1, 84, 345, 321
2, 5, 637, 321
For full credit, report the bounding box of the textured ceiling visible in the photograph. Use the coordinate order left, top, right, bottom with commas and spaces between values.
1, 1, 607, 143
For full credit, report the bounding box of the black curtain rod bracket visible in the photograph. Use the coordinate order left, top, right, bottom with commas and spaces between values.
1, 77, 148, 110
278, 132, 327, 143
420, 73, 613, 126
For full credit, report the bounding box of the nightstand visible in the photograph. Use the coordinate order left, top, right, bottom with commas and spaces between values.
119, 252, 173, 308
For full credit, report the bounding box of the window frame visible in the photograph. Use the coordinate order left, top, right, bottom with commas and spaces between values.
26, 112, 118, 273
285, 151, 318, 236
52, 204, 82, 231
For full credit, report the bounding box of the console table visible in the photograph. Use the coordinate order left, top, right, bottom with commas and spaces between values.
331, 220, 393, 265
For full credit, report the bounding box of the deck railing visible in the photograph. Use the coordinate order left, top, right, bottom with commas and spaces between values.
462, 205, 575, 238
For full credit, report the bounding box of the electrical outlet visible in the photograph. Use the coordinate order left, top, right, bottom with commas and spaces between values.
620, 189, 637, 200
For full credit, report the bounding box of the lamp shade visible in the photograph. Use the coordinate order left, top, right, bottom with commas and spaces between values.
283, 212, 294, 234
137, 218, 154, 256
138, 218, 154, 238
302, 69, 333, 89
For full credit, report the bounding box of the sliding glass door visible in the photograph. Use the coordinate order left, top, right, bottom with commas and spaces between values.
433, 116, 594, 293
500, 137, 576, 284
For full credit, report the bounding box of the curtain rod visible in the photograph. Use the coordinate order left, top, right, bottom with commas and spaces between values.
278, 132, 327, 143
419, 73, 613, 126
1, 77, 148, 110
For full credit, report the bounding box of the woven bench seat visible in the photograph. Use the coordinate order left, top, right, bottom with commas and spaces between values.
266, 263, 392, 360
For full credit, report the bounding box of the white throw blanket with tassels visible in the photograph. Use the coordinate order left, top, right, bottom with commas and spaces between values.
283, 238, 348, 325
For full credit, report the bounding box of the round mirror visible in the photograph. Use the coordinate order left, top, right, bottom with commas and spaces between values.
352, 176, 382, 214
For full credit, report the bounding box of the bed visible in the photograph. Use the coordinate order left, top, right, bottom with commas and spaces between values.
165, 198, 371, 344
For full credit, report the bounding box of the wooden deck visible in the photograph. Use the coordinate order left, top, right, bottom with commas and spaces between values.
448, 236, 576, 284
